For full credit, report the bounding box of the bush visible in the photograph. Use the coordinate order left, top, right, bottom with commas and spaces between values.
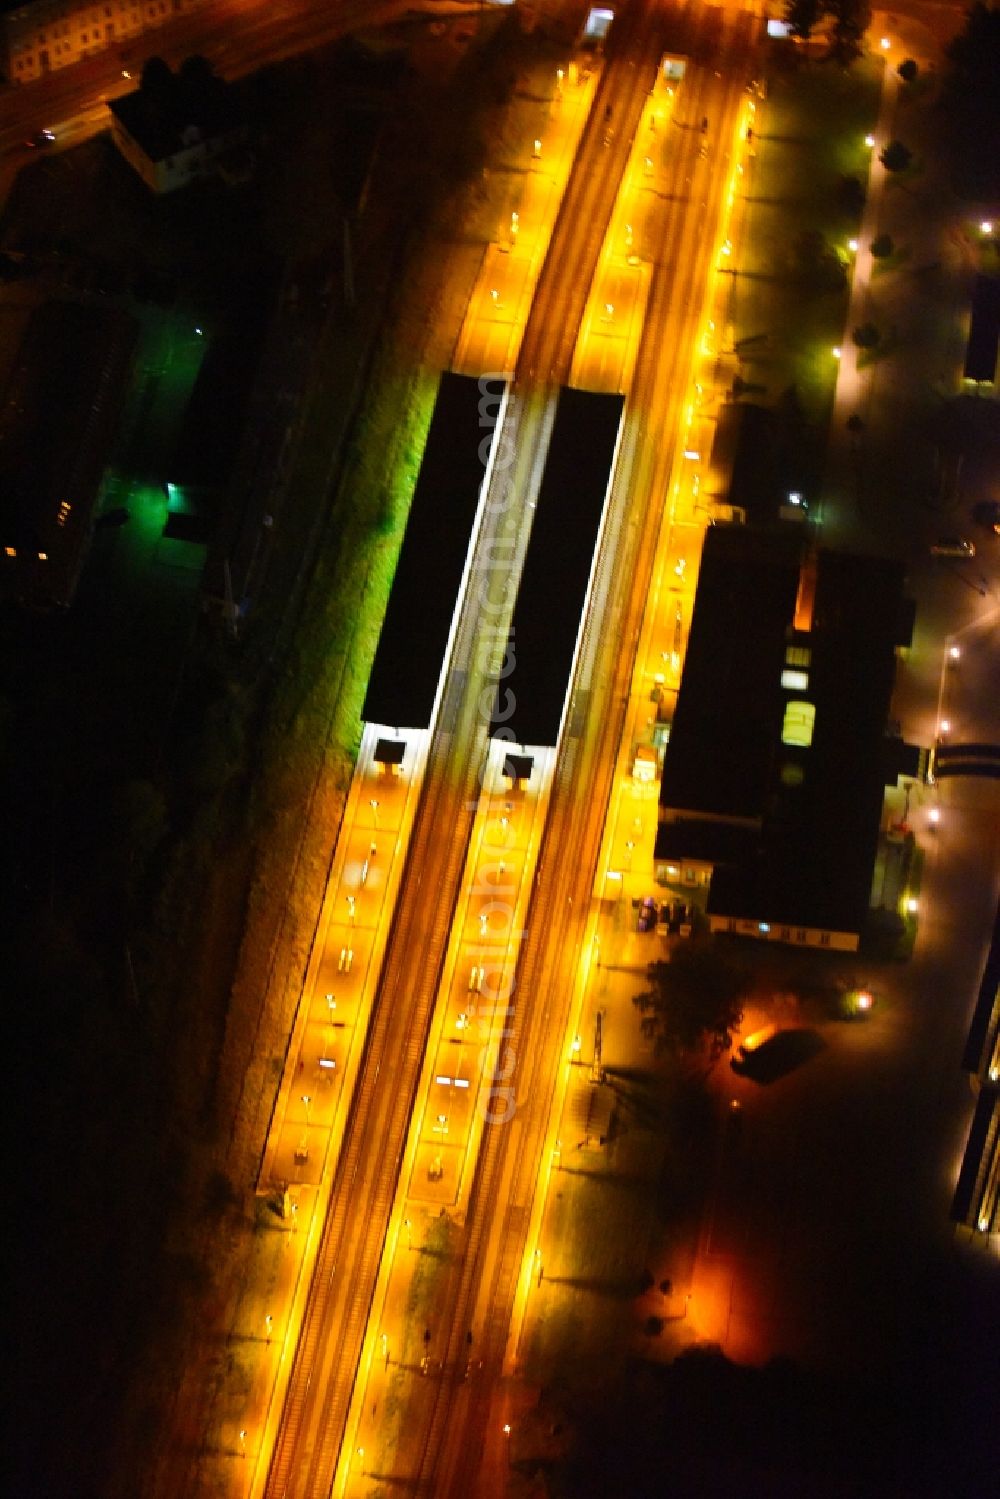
852, 321, 880, 348
897, 58, 918, 83
870, 232, 894, 258
880, 139, 913, 173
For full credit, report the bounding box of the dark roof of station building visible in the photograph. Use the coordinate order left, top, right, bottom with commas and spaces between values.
490, 387, 623, 747
658, 525, 907, 937
708, 401, 782, 522
659, 524, 804, 821
363, 372, 500, 730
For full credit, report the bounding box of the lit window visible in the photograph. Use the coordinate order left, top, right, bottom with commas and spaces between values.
758, 921, 770, 934
38, 551, 48, 561
780, 761, 804, 787
780, 668, 809, 690
5, 546, 16, 558
785, 645, 811, 667
782, 700, 815, 747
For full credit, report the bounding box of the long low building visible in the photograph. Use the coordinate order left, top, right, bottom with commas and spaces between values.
490, 386, 623, 748
655, 525, 913, 951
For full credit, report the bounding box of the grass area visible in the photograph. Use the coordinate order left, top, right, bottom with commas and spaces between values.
732, 51, 882, 482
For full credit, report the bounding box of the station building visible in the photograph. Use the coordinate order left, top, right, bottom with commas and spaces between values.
654, 524, 915, 952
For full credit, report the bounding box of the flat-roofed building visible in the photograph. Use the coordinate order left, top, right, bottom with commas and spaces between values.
655, 525, 913, 951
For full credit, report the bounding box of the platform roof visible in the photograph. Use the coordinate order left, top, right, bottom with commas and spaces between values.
363, 372, 500, 730
490, 387, 623, 747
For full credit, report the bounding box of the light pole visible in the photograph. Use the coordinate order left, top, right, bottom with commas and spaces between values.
370, 798, 379, 829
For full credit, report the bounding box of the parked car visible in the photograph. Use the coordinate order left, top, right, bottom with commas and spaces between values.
929, 536, 975, 558
25, 128, 56, 148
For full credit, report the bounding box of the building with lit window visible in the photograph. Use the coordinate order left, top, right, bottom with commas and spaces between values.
654, 525, 914, 951
0, 0, 204, 84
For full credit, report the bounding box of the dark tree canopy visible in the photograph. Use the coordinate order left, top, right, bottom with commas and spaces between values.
827, 0, 872, 64
783, 0, 823, 41
897, 58, 918, 83
139, 56, 173, 95
793, 228, 848, 294
880, 139, 913, 173
870, 232, 894, 258
852, 321, 880, 348
633, 942, 750, 1063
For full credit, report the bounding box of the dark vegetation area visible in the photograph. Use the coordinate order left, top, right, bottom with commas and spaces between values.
2, 13, 551, 1497
633, 943, 751, 1066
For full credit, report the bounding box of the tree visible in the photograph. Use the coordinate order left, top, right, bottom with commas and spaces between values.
828, 0, 871, 64
852, 321, 880, 349
140, 55, 173, 95
793, 228, 847, 293
897, 58, 918, 83
837, 174, 866, 216
880, 139, 913, 173
784, 0, 823, 41
633, 942, 750, 1063
870, 232, 894, 259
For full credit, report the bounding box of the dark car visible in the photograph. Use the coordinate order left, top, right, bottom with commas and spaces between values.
971, 500, 1000, 535
637, 896, 657, 932
25, 128, 56, 148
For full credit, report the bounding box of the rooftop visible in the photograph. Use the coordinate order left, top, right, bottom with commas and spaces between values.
109, 67, 245, 165
658, 526, 907, 936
